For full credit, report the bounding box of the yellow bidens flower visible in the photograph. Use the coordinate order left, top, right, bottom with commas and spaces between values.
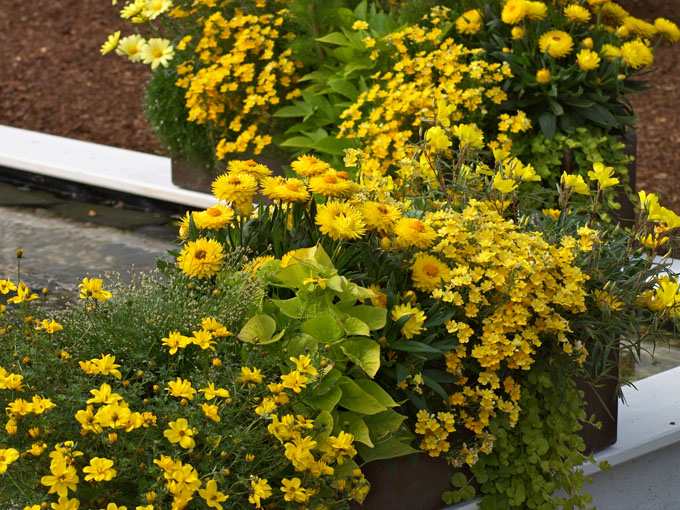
36, 318, 63, 334
454, 9, 483, 35
237, 366, 264, 385
40, 457, 79, 497
79, 278, 112, 302
165, 377, 197, 400
0, 448, 19, 474
177, 238, 225, 279
539, 30, 574, 58
576, 48, 601, 71
198, 479, 229, 510
249, 477, 272, 509
163, 418, 196, 449
83, 457, 117, 482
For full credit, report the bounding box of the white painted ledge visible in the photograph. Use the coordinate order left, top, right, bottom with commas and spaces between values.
445, 366, 680, 509
0, 125, 218, 209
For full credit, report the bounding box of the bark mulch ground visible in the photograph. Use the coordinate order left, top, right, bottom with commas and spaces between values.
0, 0, 678, 211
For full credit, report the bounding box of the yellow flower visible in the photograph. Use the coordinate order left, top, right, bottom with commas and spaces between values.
281, 478, 310, 503
0, 279, 17, 294
50, 496, 81, 510
308, 170, 359, 198
91, 354, 123, 379
116, 34, 146, 62
280, 370, 309, 393
78, 278, 112, 302
358, 201, 401, 235
536, 68, 552, 84
315, 201, 366, 240
290, 354, 318, 377
83, 457, 117, 482
161, 331, 191, 355
237, 366, 264, 384
502, 0, 528, 24
87, 383, 122, 405
0, 448, 19, 474
539, 30, 574, 58
291, 155, 330, 177
577, 48, 601, 71
166, 377, 197, 400
410, 253, 451, 292
193, 205, 235, 230
492, 172, 518, 194
623, 16, 657, 39
587, 162, 619, 189
655, 18, 680, 43
511, 26, 526, 39
190, 330, 216, 351
227, 160, 272, 181
8, 282, 39, 304
564, 5, 591, 24
100, 31, 121, 55
200, 403, 221, 422
41, 457, 79, 497
177, 238, 225, 279
36, 319, 63, 334
163, 418, 196, 449
211, 172, 258, 203
140, 38, 174, 69
593, 289, 624, 312
561, 172, 590, 195
199, 383, 230, 400
425, 126, 452, 151
260, 176, 310, 203
199, 479, 229, 510
352, 20, 369, 30
391, 303, 427, 339
393, 217, 437, 250
454, 9, 483, 35
249, 477, 272, 509
601, 43, 622, 61
452, 123, 484, 150
620, 39, 654, 69
525, 1, 548, 20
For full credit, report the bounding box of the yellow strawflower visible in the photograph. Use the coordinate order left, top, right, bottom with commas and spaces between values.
577, 48, 601, 71
539, 30, 574, 58
536, 68, 552, 84
454, 9, 483, 35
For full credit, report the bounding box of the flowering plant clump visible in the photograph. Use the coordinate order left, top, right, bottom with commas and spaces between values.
446, 0, 679, 138
0, 264, 374, 509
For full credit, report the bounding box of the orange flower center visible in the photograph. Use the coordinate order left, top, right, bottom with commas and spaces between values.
195, 250, 207, 260
323, 175, 338, 183
423, 264, 439, 277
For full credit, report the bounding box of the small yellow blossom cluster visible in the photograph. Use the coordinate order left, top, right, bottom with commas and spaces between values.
338, 18, 528, 176
1, 278, 38, 305
160, 318, 232, 355
5, 395, 56, 436
173, 8, 301, 159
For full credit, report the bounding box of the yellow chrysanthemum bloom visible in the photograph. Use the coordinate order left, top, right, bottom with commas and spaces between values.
357, 201, 402, 235
411, 253, 451, 292
393, 217, 437, 250
227, 159, 272, 181
454, 9, 483, 35
620, 39, 654, 69
391, 303, 427, 339
623, 16, 657, 39
291, 154, 330, 177
260, 176, 310, 203
564, 4, 591, 24
525, 1, 548, 20
308, 170, 359, 198
654, 18, 680, 43
501, 0, 528, 24
536, 68, 552, 84
193, 205, 235, 230
211, 172, 258, 203
600, 2, 629, 25
315, 201, 366, 240
601, 43, 622, 61
539, 30, 574, 58
577, 48, 601, 71
177, 238, 225, 279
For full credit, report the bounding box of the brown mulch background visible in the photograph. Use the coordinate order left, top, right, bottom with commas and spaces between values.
0, 0, 678, 211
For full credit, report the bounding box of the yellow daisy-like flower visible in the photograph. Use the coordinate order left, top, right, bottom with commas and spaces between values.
116, 34, 146, 62
260, 176, 310, 203
452, 123, 484, 150
576, 48, 601, 71
308, 170, 359, 198
78, 278, 112, 302
393, 217, 437, 250
199, 479, 229, 510
0, 448, 19, 474
165, 377, 197, 400
454, 9, 483, 35
100, 31, 121, 55
227, 159, 272, 181
600, 3, 629, 24
623, 16, 657, 39
539, 30, 574, 58
249, 477, 272, 509
564, 4, 591, 24
561, 172, 590, 195
83, 457, 117, 482
211, 172, 258, 203
143, 0, 172, 20
391, 303, 427, 339
357, 201, 401, 235
177, 238, 225, 279
501, 0, 527, 24
291, 155, 331, 177
600, 43, 622, 61
410, 253, 451, 292
315, 201, 366, 240
511, 26, 526, 39
620, 39, 653, 69
163, 418, 196, 449
654, 18, 680, 43
425, 126, 452, 151
140, 37, 174, 70
237, 366, 264, 384
193, 205, 235, 230
525, 1, 547, 20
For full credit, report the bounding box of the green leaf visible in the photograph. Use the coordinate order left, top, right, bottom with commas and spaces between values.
450, 472, 467, 488
339, 316, 371, 337
307, 385, 342, 413
338, 412, 373, 447
286, 333, 318, 358
363, 409, 406, 439
301, 314, 346, 343
356, 437, 419, 463
538, 111, 556, 140
316, 32, 352, 46
279, 135, 315, 149
339, 337, 380, 377
390, 340, 443, 355
580, 104, 617, 127
460, 485, 476, 501
548, 98, 564, 116
314, 411, 334, 446
343, 305, 387, 330
273, 103, 314, 118
313, 136, 355, 156
354, 379, 398, 408
328, 79, 360, 100
237, 314, 283, 344
338, 377, 386, 415
272, 297, 305, 319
